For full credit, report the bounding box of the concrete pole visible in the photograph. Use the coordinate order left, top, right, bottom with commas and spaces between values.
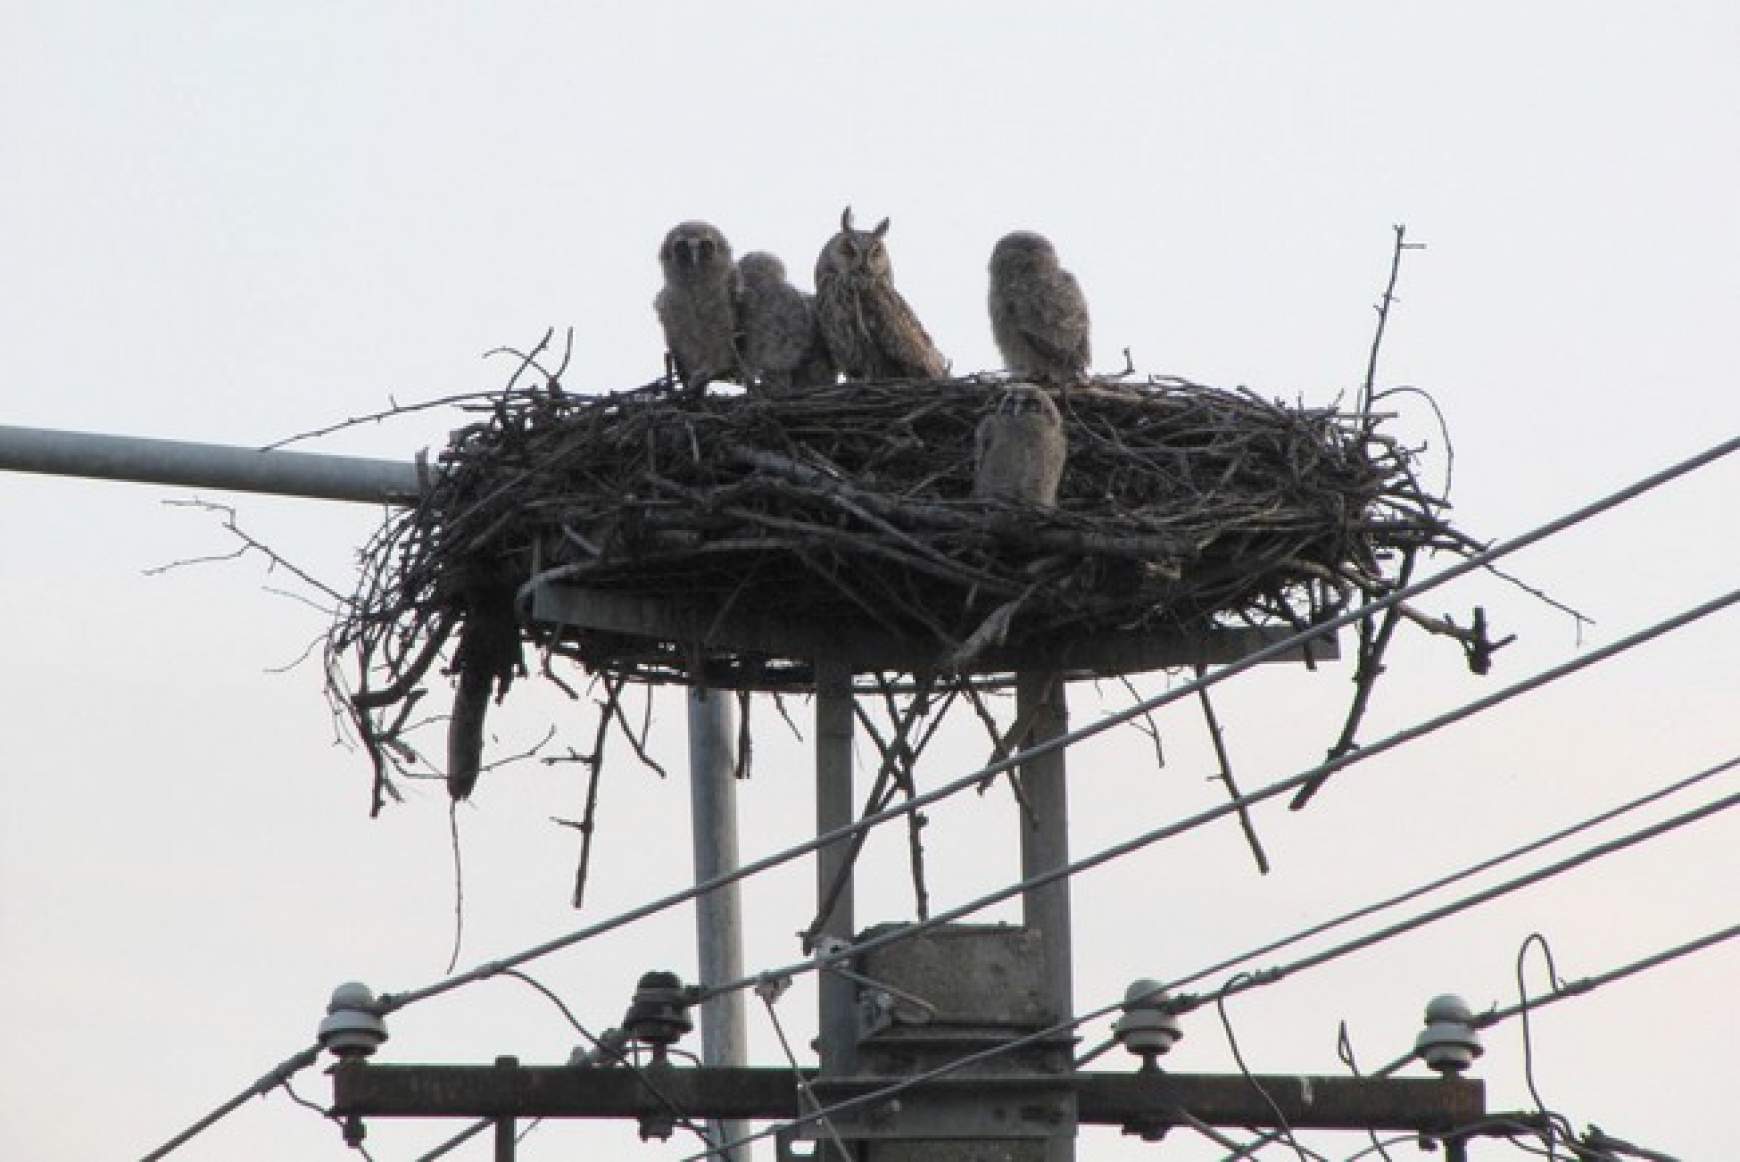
813, 658, 859, 1079
1017, 670, 1074, 1162
687, 687, 750, 1162
0, 424, 422, 505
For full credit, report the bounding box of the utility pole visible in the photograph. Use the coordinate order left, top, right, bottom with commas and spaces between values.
813, 658, 861, 1083
1017, 670, 1073, 1162
522, 578, 1355, 1160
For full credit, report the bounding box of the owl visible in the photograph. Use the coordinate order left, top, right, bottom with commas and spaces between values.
988, 231, 1091, 386
734, 251, 834, 394
974, 384, 1067, 506
654, 221, 741, 394
814, 206, 948, 381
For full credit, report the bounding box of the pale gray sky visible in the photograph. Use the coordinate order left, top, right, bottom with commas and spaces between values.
2, 4, 1737, 1160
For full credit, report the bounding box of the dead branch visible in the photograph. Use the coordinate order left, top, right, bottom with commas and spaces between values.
1293, 547, 1419, 810
1194, 665, 1270, 875
547, 674, 621, 909
1358, 224, 1425, 418
958, 682, 1036, 822
1116, 675, 1167, 772
151, 498, 348, 606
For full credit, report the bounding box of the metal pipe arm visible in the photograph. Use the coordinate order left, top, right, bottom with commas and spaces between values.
0, 423, 424, 506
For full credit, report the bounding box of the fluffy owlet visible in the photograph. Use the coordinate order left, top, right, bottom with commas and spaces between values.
654, 221, 740, 394
734, 251, 834, 395
974, 384, 1067, 506
988, 231, 1091, 387
814, 207, 948, 381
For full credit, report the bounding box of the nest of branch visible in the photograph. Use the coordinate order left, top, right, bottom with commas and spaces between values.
333, 372, 1472, 703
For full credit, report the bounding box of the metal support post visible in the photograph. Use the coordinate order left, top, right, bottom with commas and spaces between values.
688, 686, 751, 1161
814, 659, 859, 1080
1017, 670, 1073, 1162
1016, 672, 1073, 1021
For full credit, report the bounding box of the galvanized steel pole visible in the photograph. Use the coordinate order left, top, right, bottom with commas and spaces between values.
688, 687, 751, 1162
1018, 670, 1074, 1162
813, 659, 859, 1080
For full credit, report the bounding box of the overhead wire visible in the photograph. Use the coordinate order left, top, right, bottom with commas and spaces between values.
1514, 933, 1572, 1155
1365, 918, 1740, 1080
694, 587, 1740, 1006
373, 434, 1740, 1019
1171, 781, 1740, 1015
1214, 974, 1311, 1162
277, 1078, 377, 1162
1079, 749, 1740, 1068
686, 771, 1740, 1162
138, 1043, 322, 1162
495, 968, 720, 1154
1226, 923, 1740, 1161
756, 981, 854, 1161
141, 598, 1738, 1162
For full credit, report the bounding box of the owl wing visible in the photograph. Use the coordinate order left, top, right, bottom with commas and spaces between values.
868, 283, 949, 379
1014, 272, 1091, 369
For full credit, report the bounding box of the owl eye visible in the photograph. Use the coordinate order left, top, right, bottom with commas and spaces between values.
696, 240, 715, 261
870, 242, 885, 261
841, 239, 859, 259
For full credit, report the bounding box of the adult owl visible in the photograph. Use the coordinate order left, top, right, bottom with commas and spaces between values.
735, 250, 834, 394
974, 384, 1067, 506
814, 206, 948, 381
988, 231, 1091, 387
654, 221, 740, 394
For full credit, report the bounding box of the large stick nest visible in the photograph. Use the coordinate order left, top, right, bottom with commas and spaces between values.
334, 372, 1472, 695
325, 366, 1514, 814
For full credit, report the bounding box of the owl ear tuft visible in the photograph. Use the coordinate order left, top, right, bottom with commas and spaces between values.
840, 206, 855, 233
872, 218, 890, 239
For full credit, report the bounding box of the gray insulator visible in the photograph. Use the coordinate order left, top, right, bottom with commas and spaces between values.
1415, 993, 1483, 1074
1113, 978, 1184, 1061
318, 982, 389, 1059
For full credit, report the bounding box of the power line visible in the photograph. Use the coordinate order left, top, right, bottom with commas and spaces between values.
496, 968, 723, 1155
1181, 783, 1740, 1014
1228, 919, 1740, 1162
149, 580, 1735, 1162
694, 586, 1740, 1006
138, 1044, 321, 1162
1075, 751, 1740, 1065
375, 435, 1740, 1018
684, 762, 1740, 1161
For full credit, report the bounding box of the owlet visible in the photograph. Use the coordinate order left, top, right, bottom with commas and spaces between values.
988, 231, 1091, 387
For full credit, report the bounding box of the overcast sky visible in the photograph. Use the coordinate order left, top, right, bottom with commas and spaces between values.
3, 5, 1738, 1161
